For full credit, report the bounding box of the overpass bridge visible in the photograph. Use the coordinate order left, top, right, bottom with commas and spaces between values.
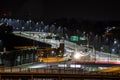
0, 67, 119, 80
0, 31, 119, 79
72, 60, 120, 67
13, 31, 120, 64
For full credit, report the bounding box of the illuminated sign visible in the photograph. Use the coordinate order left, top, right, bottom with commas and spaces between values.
70, 36, 78, 41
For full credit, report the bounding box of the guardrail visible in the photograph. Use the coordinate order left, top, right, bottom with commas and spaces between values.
0, 66, 119, 80
0, 66, 119, 75
0, 66, 85, 74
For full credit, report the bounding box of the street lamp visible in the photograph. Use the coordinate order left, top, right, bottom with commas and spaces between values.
73, 51, 83, 73
73, 51, 81, 60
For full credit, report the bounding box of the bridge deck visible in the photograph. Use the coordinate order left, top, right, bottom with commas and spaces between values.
0, 67, 120, 79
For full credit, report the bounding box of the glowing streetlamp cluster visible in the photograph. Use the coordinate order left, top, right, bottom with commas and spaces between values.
73, 51, 89, 60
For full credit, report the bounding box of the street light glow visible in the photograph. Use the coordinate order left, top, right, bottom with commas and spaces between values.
73, 50, 90, 60
73, 52, 81, 59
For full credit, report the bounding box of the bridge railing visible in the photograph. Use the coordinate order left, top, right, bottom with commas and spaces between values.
0, 67, 119, 76
0, 66, 84, 74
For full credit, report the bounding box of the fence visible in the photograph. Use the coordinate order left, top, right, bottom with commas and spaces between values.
0, 67, 120, 80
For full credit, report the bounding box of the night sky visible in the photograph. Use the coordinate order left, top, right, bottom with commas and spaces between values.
0, 0, 120, 21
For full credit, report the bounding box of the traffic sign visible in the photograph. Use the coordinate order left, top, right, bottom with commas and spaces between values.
80, 36, 87, 40
70, 36, 78, 41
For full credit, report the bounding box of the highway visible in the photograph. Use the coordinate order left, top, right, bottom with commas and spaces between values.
13, 31, 120, 71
